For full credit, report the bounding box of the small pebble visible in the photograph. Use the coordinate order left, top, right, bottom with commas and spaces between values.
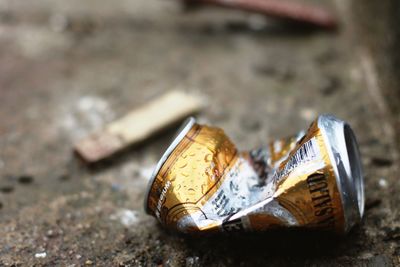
35, 252, 47, 258
18, 175, 34, 184
0, 185, 14, 193
85, 260, 93, 265
110, 209, 139, 227
359, 252, 374, 260
371, 157, 393, 167
378, 178, 388, 188
46, 229, 56, 238
365, 198, 381, 210
186, 256, 200, 267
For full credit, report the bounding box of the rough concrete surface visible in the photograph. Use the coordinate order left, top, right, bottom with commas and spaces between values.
0, 0, 399, 266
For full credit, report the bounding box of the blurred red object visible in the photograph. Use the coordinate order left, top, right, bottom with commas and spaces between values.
184, 0, 338, 30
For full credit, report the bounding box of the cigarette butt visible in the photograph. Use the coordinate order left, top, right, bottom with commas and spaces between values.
74, 90, 204, 163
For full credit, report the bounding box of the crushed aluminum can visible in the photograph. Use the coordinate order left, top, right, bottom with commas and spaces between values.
144, 115, 365, 234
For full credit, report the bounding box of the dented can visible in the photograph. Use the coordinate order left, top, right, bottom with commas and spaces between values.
144, 115, 365, 234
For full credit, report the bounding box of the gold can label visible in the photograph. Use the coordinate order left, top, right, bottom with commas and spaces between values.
145, 116, 359, 234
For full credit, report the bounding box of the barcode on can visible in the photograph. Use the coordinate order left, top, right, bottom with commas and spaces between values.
276, 138, 320, 180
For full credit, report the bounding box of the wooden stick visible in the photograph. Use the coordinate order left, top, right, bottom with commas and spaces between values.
74, 90, 204, 163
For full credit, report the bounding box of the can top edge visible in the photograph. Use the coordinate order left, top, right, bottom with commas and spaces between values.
143, 117, 196, 214
317, 114, 365, 232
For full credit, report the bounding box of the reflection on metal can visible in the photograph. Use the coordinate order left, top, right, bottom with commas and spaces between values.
144, 115, 364, 234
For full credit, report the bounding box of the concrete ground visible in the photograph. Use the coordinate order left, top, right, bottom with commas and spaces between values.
0, 0, 399, 266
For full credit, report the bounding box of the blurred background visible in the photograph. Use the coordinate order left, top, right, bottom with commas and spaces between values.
0, 0, 399, 266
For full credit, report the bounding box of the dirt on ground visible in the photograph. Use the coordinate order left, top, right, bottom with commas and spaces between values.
0, 0, 399, 266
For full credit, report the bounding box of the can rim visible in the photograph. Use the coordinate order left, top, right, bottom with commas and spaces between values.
318, 114, 365, 232
143, 117, 196, 214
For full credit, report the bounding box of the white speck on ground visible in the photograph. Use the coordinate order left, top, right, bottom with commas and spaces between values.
186, 256, 201, 266
58, 95, 115, 141
378, 178, 388, 188
35, 252, 47, 258
110, 209, 140, 227
359, 252, 374, 260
